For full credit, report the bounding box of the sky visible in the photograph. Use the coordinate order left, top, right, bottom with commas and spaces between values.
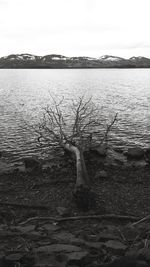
0, 0, 150, 58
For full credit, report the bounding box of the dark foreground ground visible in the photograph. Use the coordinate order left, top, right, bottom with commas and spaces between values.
0, 153, 150, 267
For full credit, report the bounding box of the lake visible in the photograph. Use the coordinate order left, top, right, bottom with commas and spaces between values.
0, 68, 150, 162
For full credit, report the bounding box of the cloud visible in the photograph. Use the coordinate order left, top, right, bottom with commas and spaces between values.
0, 0, 8, 5
0, 0, 150, 57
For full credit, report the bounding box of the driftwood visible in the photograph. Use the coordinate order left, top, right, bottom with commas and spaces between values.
19, 214, 139, 226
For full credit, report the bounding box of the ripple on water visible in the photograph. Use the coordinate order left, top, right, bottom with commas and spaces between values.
0, 68, 150, 162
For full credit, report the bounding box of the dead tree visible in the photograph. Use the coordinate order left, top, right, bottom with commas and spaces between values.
33, 95, 117, 210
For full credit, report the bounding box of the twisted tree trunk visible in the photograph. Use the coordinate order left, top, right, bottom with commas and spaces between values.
63, 143, 89, 188
63, 143, 91, 210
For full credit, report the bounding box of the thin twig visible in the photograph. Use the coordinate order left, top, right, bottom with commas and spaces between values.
131, 214, 150, 227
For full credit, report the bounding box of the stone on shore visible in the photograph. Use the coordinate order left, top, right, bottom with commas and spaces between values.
125, 147, 145, 160
106, 149, 127, 166
104, 240, 127, 254
36, 244, 82, 253
56, 206, 70, 217
144, 148, 150, 163
95, 170, 108, 179
91, 144, 107, 157
101, 257, 148, 267
23, 157, 41, 171
66, 251, 90, 266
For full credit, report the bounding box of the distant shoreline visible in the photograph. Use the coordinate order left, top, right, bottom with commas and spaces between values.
1, 54, 150, 68
1, 67, 150, 69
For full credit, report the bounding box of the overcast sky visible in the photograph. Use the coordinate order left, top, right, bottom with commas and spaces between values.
0, 0, 150, 58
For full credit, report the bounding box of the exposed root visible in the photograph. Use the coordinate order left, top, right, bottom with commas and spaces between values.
19, 214, 139, 226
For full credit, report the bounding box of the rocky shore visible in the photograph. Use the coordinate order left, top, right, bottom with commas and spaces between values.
0, 145, 149, 174
0, 145, 150, 266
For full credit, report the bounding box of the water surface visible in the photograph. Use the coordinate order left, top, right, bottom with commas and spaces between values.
0, 69, 150, 161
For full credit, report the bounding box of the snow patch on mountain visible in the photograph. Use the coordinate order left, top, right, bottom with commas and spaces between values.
51, 56, 67, 60
83, 57, 96, 61
9, 57, 16, 61
42, 55, 68, 62
2, 54, 38, 61
18, 54, 37, 60
99, 55, 123, 61
130, 56, 143, 60
69, 56, 96, 61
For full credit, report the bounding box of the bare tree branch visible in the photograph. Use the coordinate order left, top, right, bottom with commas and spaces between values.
29, 95, 118, 210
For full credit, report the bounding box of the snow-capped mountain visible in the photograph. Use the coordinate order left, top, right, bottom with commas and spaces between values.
1, 53, 40, 61
0, 54, 41, 68
42, 54, 68, 62
0, 53, 150, 68
129, 56, 150, 66
99, 55, 124, 61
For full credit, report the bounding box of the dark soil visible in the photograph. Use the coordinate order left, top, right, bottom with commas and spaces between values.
0, 155, 150, 266
1, 155, 150, 217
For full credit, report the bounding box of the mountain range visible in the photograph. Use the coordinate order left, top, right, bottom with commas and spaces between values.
0, 54, 150, 68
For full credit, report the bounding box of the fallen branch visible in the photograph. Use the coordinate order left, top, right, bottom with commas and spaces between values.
0, 202, 49, 210
131, 214, 150, 227
19, 214, 139, 226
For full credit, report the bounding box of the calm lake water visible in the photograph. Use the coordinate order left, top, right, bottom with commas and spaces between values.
0, 68, 150, 162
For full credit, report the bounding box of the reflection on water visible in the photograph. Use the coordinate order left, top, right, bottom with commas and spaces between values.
0, 68, 150, 162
